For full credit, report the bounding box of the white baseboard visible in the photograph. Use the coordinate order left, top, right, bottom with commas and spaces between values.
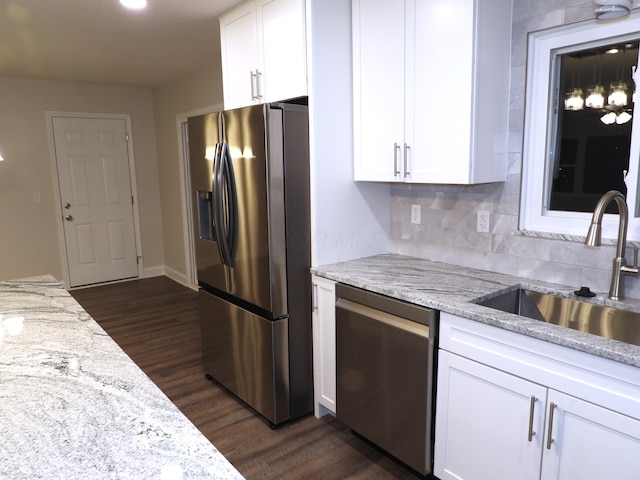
143, 265, 165, 279
160, 266, 195, 290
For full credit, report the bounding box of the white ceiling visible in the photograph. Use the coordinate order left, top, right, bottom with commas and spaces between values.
0, 0, 244, 88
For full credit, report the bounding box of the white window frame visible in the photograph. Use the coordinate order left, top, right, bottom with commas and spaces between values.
520, 15, 640, 241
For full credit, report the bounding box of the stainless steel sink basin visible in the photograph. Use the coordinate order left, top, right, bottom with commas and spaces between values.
477, 288, 640, 347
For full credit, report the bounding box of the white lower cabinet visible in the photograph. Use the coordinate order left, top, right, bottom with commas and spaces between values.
435, 351, 545, 480
311, 275, 336, 416
435, 313, 640, 480
541, 389, 640, 479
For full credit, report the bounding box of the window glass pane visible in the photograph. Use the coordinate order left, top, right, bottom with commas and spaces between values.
549, 41, 637, 214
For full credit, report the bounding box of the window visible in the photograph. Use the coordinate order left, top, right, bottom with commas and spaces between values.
520, 17, 640, 241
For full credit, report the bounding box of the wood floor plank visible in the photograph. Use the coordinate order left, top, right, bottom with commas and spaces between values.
71, 276, 422, 479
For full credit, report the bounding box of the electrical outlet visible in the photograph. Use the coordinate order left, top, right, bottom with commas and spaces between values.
477, 211, 490, 233
411, 204, 421, 224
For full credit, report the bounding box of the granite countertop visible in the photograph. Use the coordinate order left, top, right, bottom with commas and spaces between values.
0, 275, 244, 480
312, 253, 640, 369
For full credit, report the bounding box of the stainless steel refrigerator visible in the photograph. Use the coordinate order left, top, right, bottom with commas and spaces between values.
187, 99, 312, 426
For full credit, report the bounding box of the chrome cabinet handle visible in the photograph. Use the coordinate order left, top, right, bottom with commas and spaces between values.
64, 215, 73, 221
250, 71, 258, 100
404, 143, 410, 177
546, 402, 557, 449
255, 70, 263, 100
63, 202, 71, 209
527, 395, 537, 442
393, 143, 400, 176
250, 70, 263, 101
312, 283, 318, 312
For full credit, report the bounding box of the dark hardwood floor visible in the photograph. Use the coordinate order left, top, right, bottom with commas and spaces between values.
71, 276, 421, 480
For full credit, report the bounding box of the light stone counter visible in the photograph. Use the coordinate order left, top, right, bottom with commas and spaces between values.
312, 253, 640, 369
0, 275, 244, 480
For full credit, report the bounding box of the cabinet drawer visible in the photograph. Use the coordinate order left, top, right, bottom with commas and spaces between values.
439, 312, 640, 420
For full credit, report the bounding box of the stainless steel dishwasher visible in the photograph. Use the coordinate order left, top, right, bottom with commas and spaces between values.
335, 283, 438, 476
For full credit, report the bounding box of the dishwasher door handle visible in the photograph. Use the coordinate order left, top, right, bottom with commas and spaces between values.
336, 298, 430, 338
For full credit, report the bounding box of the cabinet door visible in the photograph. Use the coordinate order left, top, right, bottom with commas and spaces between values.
541, 390, 640, 480
408, 0, 474, 183
311, 275, 336, 416
434, 350, 545, 480
352, 0, 406, 182
258, 0, 307, 104
220, 1, 260, 110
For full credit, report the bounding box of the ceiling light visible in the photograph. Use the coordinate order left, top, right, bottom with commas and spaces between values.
593, 0, 631, 20
120, 0, 147, 9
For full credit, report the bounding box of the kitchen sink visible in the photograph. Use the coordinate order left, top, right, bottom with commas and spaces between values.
477, 288, 640, 347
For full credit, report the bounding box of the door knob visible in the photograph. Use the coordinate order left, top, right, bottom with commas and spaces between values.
65, 215, 73, 221
64, 203, 71, 209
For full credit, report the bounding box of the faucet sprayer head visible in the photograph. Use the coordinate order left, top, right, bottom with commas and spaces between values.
585, 223, 602, 247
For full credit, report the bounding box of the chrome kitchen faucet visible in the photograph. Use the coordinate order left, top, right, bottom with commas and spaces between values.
585, 190, 639, 300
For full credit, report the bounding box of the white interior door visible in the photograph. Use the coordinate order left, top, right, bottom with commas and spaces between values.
52, 116, 138, 287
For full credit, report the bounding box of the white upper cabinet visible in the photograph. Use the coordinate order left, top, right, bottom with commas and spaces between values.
352, 0, 406, 182
220, 0, 307, 110
352, 0, 511, 184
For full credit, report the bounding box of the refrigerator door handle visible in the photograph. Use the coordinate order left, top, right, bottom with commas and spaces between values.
212, 143, 231, 266
222, 143, 238, 262
213, 143, 237, 267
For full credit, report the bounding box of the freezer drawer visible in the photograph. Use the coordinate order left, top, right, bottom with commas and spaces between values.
199, 289, 290, 425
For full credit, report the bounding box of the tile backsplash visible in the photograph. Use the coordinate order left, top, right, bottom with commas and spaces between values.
390, 0, 640, 299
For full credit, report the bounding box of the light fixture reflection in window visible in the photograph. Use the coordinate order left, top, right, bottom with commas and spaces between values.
600, 110, 632, 124
564, 88, 585, 110
608, 82, 628, 106
586, 85, 606, 108
616, 111, 632, 124
600, 111, 617, 124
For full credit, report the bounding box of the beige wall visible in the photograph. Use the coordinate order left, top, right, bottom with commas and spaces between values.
0, 76, 163, 283
152, 62, 224, 284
